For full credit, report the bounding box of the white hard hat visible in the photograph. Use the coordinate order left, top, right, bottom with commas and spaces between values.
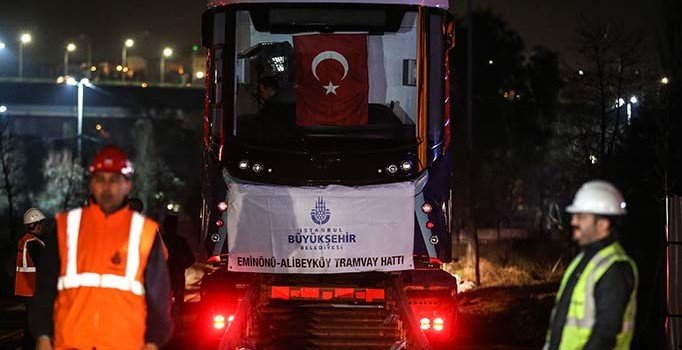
23, 207, 47, 225
566, 180, 627, 216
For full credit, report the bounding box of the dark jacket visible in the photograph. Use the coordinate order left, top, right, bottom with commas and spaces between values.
547, 236, 635, 350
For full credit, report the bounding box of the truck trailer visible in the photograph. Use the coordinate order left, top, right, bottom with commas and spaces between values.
198, 0, 458, 348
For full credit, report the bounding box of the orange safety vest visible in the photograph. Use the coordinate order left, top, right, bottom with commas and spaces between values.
53, 204, 158, 350
15, 233, 45, 297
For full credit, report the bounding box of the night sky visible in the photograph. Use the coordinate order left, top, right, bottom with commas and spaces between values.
0, 0, 206, 72
455, 0, 658, 63
0, 0, 657, 73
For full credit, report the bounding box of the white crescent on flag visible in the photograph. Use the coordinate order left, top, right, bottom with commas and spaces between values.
311, 51, 349, 82
311, 51, 349, 95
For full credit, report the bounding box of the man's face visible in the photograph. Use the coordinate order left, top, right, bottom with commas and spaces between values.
258, 84, 275, 101
31, 222, 44, 236
90, 172, 132, 214
570, 213, 608, 246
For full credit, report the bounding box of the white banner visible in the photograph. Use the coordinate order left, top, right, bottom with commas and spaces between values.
226, 178, 415, 273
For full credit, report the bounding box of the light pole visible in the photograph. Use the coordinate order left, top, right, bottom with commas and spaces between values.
18, 33, 32, 80
121, 38, 134, 81
66, 77, 93, 162
160, 47, 173, 84
64, 43, 76, 77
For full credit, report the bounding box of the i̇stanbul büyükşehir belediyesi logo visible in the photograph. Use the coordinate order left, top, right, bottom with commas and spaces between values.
310, 197, 331, 225
291, 197, 356, 251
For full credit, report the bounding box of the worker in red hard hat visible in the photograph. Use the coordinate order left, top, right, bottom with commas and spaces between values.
30, 145, 173, 350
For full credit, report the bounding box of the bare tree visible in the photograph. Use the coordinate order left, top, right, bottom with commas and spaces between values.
0, 118, 26, 242
37, 149, 86, 214
131, 119, 159, 214
560, 17, 650, 178
131, 118, 188, 218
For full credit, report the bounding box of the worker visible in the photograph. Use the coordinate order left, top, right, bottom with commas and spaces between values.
161, 215, 194, 322
29, 145, 173, 350
545, 180, 638, 350
16, 207, 48, 350
257, 76, 280, 107
129, 197, 144, 213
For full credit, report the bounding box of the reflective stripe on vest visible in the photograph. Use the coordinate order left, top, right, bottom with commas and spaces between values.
56, 208, 147, 296
545, 242, 638, 350
17, 236, 44, 272
15, 234, 45, 296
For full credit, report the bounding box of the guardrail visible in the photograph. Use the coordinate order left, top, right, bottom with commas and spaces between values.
0, 77, 204, 89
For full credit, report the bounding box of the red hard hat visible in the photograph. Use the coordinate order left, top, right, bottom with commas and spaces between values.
89, 145, 134, 177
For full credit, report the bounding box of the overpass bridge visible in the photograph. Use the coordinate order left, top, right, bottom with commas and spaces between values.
0, 78, 205, 149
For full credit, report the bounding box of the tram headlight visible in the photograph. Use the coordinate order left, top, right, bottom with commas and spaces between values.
400, 161, 412, 171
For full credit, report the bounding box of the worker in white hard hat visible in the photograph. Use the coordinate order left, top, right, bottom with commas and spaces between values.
16, 207, 48, 350
545, 180, 638, 350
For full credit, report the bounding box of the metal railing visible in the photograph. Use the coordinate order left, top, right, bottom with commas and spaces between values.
0, 77, 204, 89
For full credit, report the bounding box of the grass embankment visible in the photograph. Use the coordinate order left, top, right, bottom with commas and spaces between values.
445, 238, 570, 348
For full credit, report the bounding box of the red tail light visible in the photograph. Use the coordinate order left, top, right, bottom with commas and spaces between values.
419, 317, 431, 330
428, 257, 443, 265
213, 314, 234, 330
417, 315, 447, 332
433, 317, 445, 331
213, 315, 226, 329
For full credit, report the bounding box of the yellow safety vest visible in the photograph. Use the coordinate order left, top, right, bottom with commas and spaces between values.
545, 241, 638, 350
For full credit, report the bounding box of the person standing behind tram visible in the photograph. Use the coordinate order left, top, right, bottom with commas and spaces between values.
16, 207, 48, 350
161, 215, 194, 318
29, 145, 173, 350
545, 180, 638, 350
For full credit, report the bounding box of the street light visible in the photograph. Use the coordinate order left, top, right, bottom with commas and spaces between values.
121, 38, 134, 81
64, 78, 93, 161
18, 32, 32, 80
661, 76, 670, 85
160, 47, 173, 84
64, 43, 77, 77
0, 105, 7, 114
75, 78, 92, 161
0, 42, 5, 50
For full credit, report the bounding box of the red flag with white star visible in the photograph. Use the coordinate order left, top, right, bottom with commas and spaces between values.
294, 34, 368, 126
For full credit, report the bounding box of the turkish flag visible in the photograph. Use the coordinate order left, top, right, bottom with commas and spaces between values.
294, 34, 369, 126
